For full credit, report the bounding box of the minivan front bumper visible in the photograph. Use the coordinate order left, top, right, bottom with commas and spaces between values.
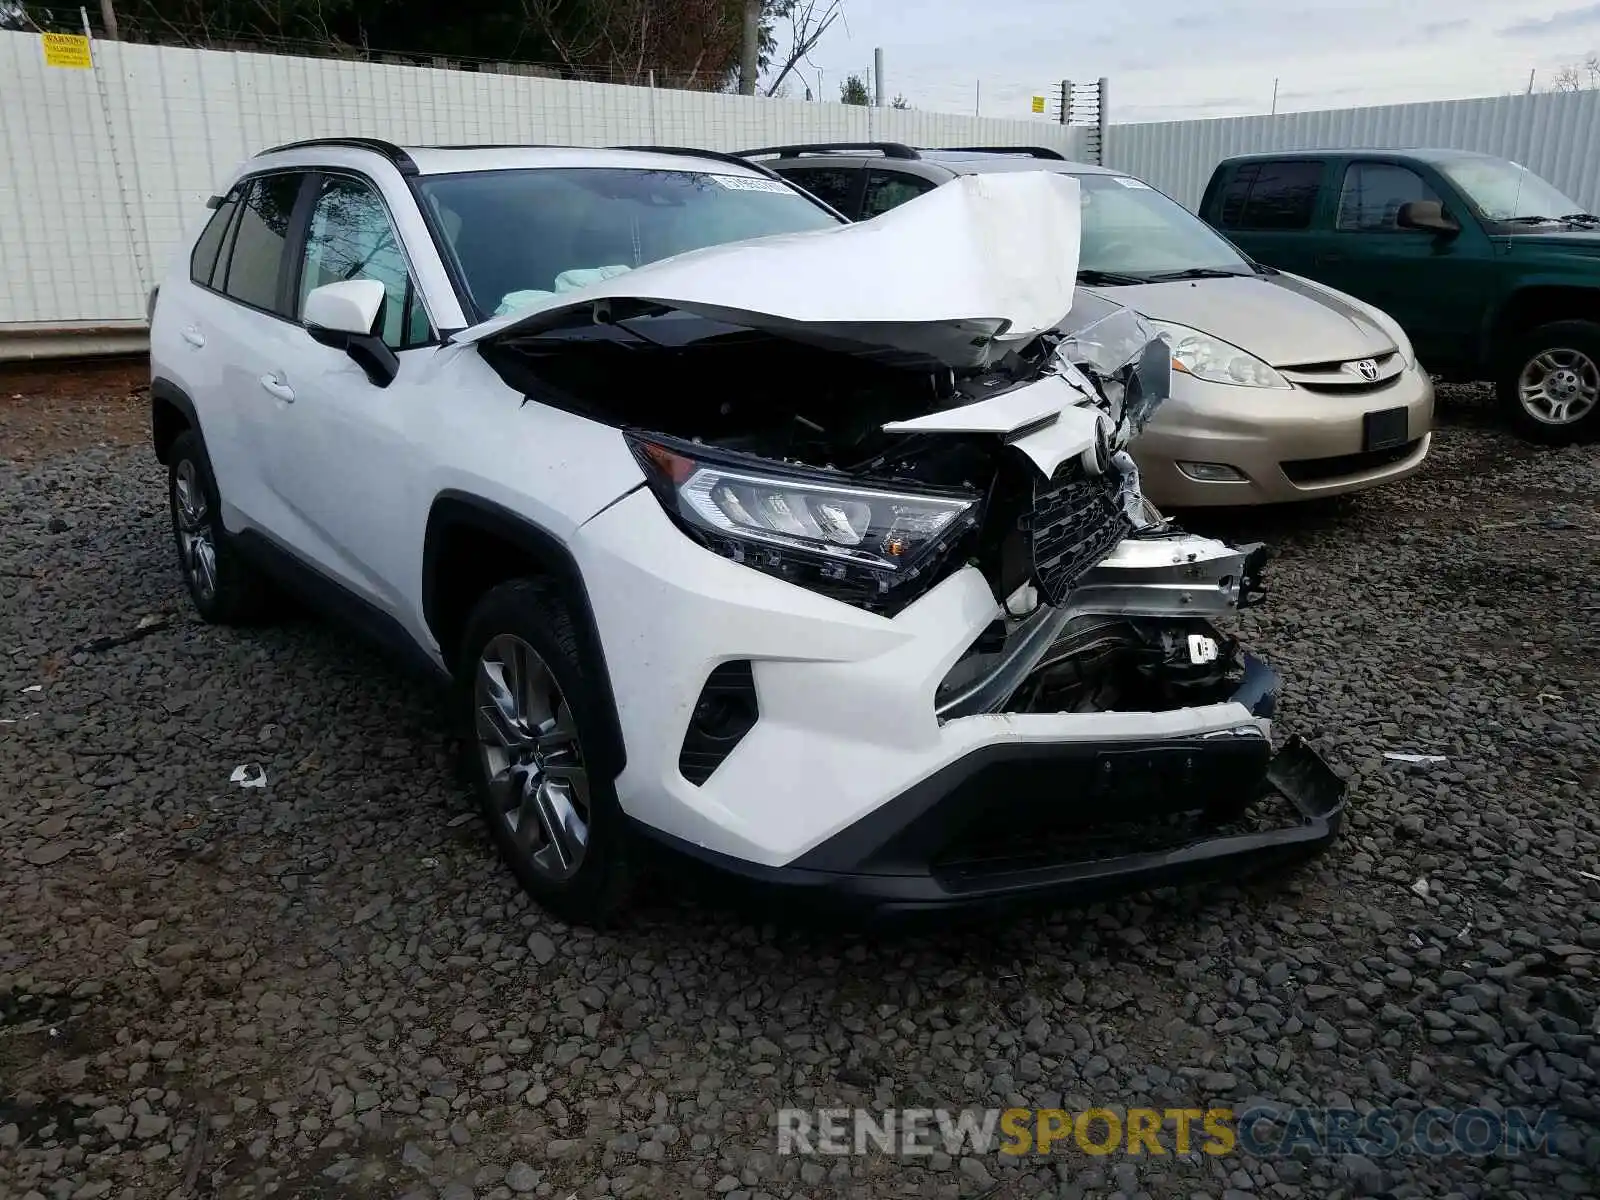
1134, 363, 1434, 507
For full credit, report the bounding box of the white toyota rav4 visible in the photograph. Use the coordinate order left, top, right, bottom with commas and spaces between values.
149, 139, 1345, 923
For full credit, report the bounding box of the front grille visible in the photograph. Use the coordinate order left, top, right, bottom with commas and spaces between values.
1292, 377, 1398, 396
1029, 466, 1128, 607
1281, 351, 1403, 395
1281, 438, 1422, 484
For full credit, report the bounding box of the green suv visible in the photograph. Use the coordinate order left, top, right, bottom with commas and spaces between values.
1200, 149, 1600, 442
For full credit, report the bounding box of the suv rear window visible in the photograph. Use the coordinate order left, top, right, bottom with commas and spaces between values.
221, 174, 303, 312
775, 166, 859, 216
1217, 160, 1323, 231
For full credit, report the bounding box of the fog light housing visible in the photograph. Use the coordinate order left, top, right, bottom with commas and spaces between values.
1177, 461, 1248, 483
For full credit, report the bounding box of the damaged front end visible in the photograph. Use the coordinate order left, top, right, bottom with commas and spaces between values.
471, 175, 1344, 909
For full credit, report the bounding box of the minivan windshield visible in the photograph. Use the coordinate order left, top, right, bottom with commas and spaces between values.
418, 168, 841, 320
1075, 173, 1254, 282
1436, 157, 1586, 224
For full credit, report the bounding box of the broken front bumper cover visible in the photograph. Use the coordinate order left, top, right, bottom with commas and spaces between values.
640, 657, 1346, 914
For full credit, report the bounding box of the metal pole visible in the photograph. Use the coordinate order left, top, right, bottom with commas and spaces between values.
1059, 79, 1069, 125
1527, 68, 1536, 94
874, 47, 885, 107
1096, 77, 1108, 166
975, 80, 980, 117
1271, 78, 1279, 115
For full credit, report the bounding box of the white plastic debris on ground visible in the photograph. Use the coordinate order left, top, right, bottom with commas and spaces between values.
230, 763, 267, 789
1384, 752, 1449, 766
454, 171, 1084, 368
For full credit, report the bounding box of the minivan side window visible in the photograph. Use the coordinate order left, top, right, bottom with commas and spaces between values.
1219, 160, 1323, 231
298, 176, 431, 349
190, 189, 242, 289
221, 174, 304, 313
1336, 163, 1441, 231
861, 170, 935, 218
779, 166, 858, 216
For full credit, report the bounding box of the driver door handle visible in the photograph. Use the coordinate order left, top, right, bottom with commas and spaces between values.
259, 373, 296, 403
181, 326, 205, 348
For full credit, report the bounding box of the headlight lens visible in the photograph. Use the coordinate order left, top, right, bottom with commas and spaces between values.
1155, 323, 1290, 389
628, 435, 981, 614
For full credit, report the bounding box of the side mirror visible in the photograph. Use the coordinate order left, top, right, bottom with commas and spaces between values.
304, 280, 399, 387
1396, 200, 1460, 237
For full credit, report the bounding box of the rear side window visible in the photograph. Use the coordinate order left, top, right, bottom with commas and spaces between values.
221, 174, 304, 312
779, 166, 859, 216
1336, 163, 1441, 231
190, 191, 241, 288
1219, 160, 1323, 231
861, 170, 935, 218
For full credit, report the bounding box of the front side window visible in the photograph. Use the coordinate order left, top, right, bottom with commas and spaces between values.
418, 168, 842, 320
1337, 163, 1441, 231
221, 173, 303, 312
1436, 157, 1584, 224
299, 177, 430, 349
778, 166, 859, 215
1077, 174, 1254, 279
1228, 160, 1323, 231
861, 170, 934, 218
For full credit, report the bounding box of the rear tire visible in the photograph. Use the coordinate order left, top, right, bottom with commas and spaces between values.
459, 579, 632, 925
1496, 320, 1600, 444
167, 430, 273, 624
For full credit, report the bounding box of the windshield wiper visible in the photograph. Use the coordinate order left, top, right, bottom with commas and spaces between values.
1500, 215, 1560, 225
1559, 212, 1600, 225
1140, 267, 1252, 282
1075, 269, 1147, 286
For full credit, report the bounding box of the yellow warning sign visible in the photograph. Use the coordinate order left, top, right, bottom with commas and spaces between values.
1031, 95, 1046, 114
42, 32, 93, 69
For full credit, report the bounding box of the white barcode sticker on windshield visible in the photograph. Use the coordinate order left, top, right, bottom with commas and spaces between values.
1112, 176, 1151, 188
712, 174, 794, 193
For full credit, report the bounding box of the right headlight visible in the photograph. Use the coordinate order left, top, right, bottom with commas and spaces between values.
1153, 322, 1290, 390
627, 433, 981, 615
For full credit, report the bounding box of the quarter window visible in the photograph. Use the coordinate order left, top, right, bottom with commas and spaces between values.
1336, 163, 1441, 231
299, 177, 430, 349
221, 174, 303, 312
1220, 160, 1323, 231
190, 189, 241, 288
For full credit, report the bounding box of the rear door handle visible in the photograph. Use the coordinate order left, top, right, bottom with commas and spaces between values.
259, 374, 295, 403
181, 326, 205, 348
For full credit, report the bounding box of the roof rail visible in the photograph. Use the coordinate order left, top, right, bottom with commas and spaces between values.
733, 142, 920, 161
609, 144, 788, 181
933, 146, 1067, 160
259, 137, 419, 175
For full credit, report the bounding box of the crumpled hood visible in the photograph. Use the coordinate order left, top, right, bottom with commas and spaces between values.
453, 171, 1082, 368
1095, 272, 1394, 366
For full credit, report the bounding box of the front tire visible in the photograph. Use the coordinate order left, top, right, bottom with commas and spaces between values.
1497, 320, 1600, 444
167, 430, 272, 624
459, 579, 631, 925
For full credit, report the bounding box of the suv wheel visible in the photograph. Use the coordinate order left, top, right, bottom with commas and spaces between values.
167, 431, 272, 623
460, 580, 631, 924
1499, 320, 1600, 444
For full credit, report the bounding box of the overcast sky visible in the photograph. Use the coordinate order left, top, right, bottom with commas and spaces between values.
790, 1, 1600, 123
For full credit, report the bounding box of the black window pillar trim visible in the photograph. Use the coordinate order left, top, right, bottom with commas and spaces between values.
423, 491, 628, 773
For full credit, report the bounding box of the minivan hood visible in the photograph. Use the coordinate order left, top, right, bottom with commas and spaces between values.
453, 171, 1082, 369
1090, 272, 1393, 366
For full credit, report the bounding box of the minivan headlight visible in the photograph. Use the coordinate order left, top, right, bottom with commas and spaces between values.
1154, 322, 1290, 389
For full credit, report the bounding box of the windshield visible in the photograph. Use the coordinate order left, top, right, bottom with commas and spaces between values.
1436, 158, 1584, 223
1076, 173, 1253, 281
417, 168, 842, 319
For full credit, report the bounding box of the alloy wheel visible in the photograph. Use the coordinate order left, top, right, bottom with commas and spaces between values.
1517, 347, 1600, 425
173, 458, 218, 600
474, 633, 591, 883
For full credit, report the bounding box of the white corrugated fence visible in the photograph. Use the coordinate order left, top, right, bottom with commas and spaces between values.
1105, 89, 1600, 212
0, 30, 1082, 338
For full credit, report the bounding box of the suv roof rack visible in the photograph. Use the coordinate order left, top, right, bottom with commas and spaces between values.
610, 144, 788, 181
734, 142, 920, 161
932, 146, 1067, 160
259, 137, 419, 175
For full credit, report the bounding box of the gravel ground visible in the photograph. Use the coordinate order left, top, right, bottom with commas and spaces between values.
2, 367, 1598, 1200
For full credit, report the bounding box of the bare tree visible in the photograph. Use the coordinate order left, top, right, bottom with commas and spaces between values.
761, 0, 840, 97
1549, 52, 1600, 91
738, 0, 759, 94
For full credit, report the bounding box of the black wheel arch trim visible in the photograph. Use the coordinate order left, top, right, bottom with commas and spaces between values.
423, 491, 627, 772
150, 377, 202, 464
